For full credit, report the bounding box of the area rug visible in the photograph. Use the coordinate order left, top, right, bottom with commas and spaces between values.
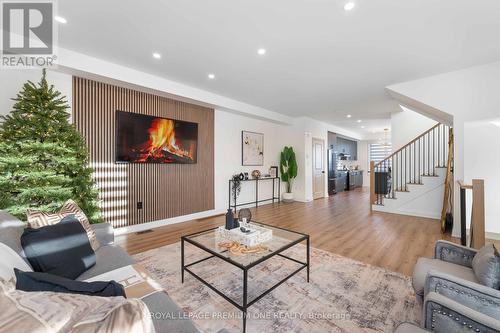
133, 242, 420, 333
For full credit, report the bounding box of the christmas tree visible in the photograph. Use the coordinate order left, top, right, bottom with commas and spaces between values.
0, 69, 102, 223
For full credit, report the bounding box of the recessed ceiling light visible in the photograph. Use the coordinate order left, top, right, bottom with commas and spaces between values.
152, 52, 161, 59
344, 2, 355, 11
55, 16, 67, 24
257, 48, 266, 55
361, 126, 365, 129
357, 119, 362, 123
208, 73, 215, 80
346, 114, 352, 118
491, 121, 500, 127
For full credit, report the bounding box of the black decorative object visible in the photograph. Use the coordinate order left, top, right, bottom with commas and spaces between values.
231, 174, 242, 200
225, 208, 235, 230
244, 172, 249, 180
238, 172, 245, 181
239, 226, 251, 234
238, 208, 252, 223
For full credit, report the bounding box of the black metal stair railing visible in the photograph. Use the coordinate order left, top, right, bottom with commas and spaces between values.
372, 123, 451, 206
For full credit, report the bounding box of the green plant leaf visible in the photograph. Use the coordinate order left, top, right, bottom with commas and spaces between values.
279, 146, 298, 193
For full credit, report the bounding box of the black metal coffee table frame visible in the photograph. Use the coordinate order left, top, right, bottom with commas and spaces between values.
181, 221, 310, 333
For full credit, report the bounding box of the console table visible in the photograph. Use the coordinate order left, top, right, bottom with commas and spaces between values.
228, 177, 280, 212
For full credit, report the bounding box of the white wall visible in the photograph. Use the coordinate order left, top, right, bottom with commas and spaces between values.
387, 61, 500, 237
0, 49, 367, 233
294, 116, 361, 201
357, 140, 370, 186
387, 61, 500, 124
0, 64, 355, 233
0, 69, 72, 117
464, 121, 500, 236
391, 105, 437, 151
214, 109, 292, 211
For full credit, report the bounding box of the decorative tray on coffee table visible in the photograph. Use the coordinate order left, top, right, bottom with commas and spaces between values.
215, 222, 273, 247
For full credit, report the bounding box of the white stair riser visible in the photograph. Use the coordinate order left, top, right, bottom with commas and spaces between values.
372, 166, 446, 219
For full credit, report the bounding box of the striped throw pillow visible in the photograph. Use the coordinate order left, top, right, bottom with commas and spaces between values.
26, 200, 100, 251
26, 211, 65, 229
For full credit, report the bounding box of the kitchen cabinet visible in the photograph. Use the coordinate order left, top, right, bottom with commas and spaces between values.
356, 171, 363, 187
336, 171, 348, 192
328, 132, 337, 149
351, 141, 358, 160
336, 137, 358, 160
347, 170, 363, 190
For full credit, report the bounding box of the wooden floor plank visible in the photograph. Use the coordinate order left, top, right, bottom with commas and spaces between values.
116, 187, 455, 276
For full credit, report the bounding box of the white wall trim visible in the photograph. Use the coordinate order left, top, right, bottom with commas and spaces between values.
114, 209, 226, 236
486, 232, 500, 241
385, 89, 453, 125
55, 48, 295, 125
113, 200, 307, 235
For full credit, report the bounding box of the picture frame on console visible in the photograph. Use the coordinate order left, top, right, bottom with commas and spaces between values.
242, 131, 264, 166
269, 166, 278, 178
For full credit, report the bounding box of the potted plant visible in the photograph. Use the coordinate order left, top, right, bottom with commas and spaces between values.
231, 174, 242, 202
280, 146, 298, 202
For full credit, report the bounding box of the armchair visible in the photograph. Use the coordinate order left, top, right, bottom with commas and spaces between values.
412, 240, 479, 303
407, 240, 500, 333
394, 291, 500, 333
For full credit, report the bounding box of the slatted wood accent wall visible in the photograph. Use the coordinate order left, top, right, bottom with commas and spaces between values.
72, 77, 214, 228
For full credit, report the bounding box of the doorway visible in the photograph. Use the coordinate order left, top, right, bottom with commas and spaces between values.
312, 138, 325, 199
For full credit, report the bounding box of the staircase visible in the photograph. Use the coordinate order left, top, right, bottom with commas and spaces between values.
370, 123, 453, 227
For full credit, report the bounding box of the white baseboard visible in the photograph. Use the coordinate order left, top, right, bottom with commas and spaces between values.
451, 229, 500, 241
372, 206, 440, 220
114, 209, 226, 236
486, 231, 500, 241
114, 200, 290, 236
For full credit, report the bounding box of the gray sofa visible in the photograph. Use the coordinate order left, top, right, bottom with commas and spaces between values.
0, 210, 200, 333
403, 240, 500, 333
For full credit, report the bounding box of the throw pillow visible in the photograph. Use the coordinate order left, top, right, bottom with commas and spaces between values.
15, 269, 126, 297
60, 199, 100, 251
0, 243, 33, 285
26, 210, 65, 228
27, 199, 100, 251
21, 215, 96, 279
472, 243, 500, 289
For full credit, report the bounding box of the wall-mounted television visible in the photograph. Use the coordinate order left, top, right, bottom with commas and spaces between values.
115, 110, 198, 164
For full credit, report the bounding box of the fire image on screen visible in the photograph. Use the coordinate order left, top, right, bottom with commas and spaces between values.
116, 110, 198, 164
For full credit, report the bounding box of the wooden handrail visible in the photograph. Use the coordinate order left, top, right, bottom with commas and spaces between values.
458, 180, 473, 189
370, 161, 375, 210
374, 123, 441, 168
458, 179, 485, 249
371, 122, 451, 213
440, 126, 454, 232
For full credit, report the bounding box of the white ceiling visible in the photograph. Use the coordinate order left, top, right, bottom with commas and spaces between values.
58, 0, 500, 136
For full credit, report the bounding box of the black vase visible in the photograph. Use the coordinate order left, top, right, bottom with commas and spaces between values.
225, 208, 234, 230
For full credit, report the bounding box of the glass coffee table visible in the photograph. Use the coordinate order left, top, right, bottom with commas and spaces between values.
181, 221, 310, 333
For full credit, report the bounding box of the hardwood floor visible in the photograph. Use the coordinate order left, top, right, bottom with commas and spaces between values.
116, 187, 455, 276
